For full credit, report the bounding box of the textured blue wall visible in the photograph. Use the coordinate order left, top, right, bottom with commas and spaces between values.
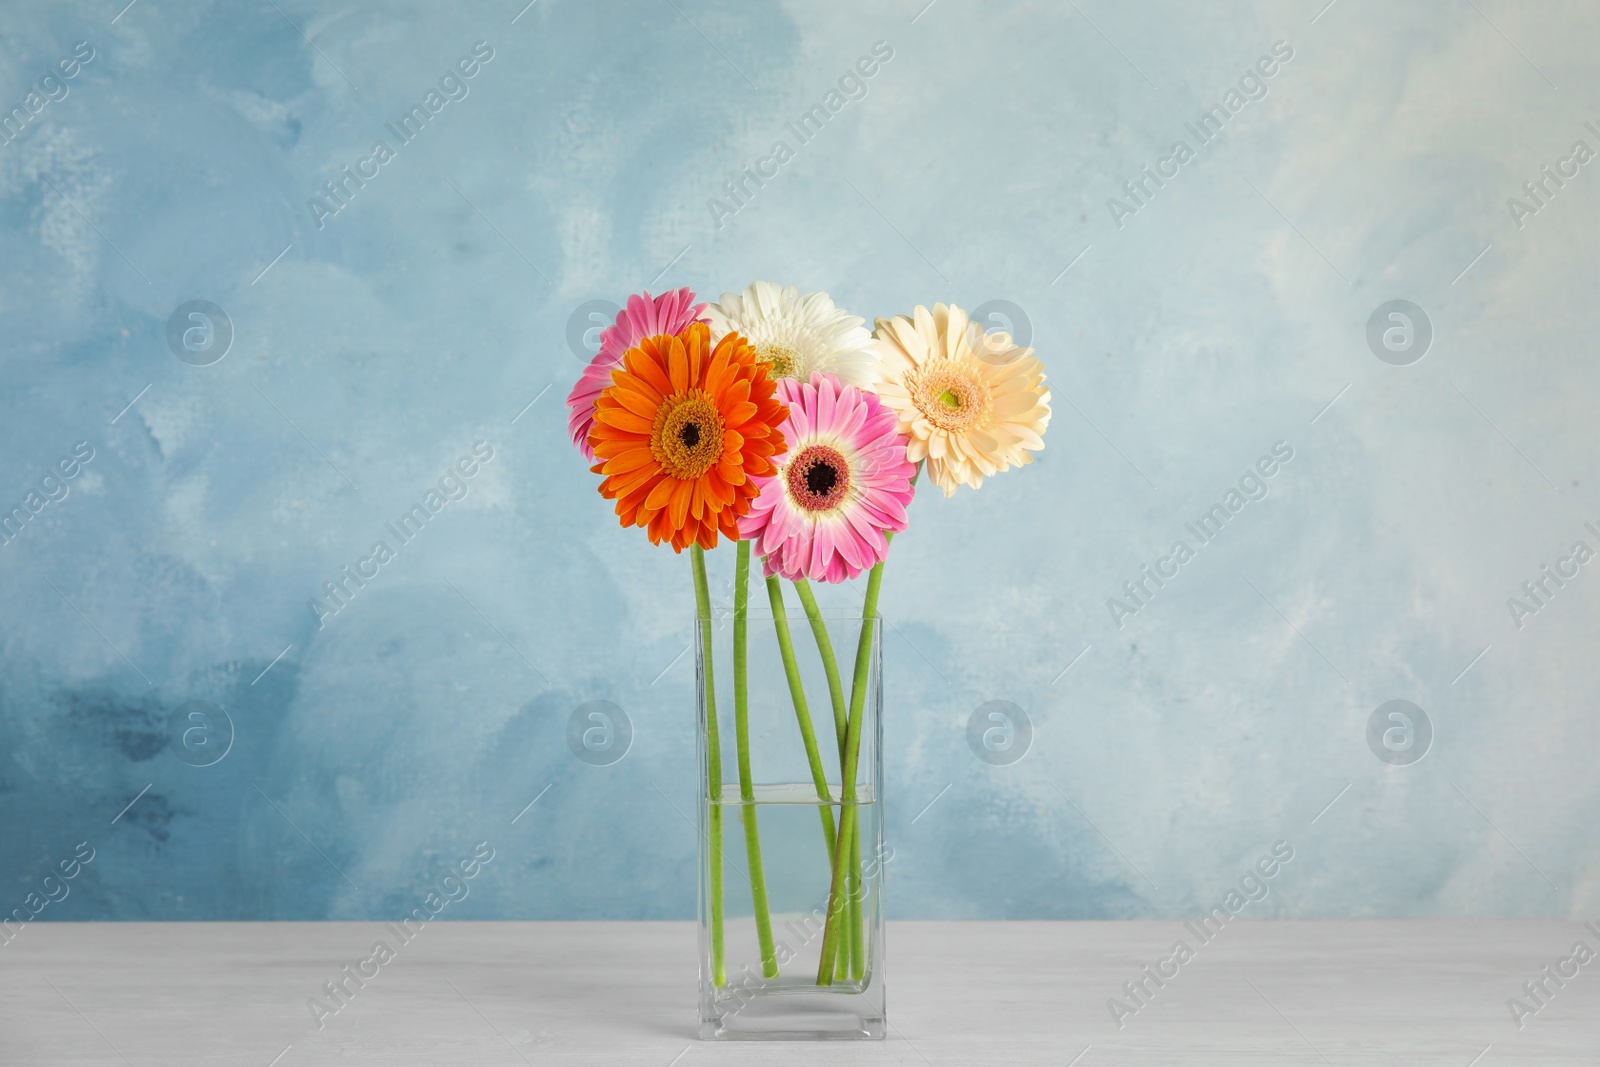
2, 0, 1597, 922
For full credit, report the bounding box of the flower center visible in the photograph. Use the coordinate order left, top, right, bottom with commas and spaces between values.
651, 392, 724, 479
913, 366, 990, 432
754, 341, 800, 379
785, 443, 851, 512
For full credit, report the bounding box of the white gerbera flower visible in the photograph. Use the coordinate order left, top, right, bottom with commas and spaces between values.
706, 281, 879, 388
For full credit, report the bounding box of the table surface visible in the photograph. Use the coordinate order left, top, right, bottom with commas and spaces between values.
3, 920, 1596, 1065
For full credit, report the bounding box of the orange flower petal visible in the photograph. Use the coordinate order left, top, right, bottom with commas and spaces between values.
628, 346, 674, 397
644, 476, 677, 512
668, 337, 690, 394
611, 369, 665, 406
594, 407, 656, 435
610, 387, 663, 422
604, 448, 657, 475
668, 479, 692, 529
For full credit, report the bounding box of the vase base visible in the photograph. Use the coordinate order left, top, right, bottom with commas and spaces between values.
700, 985, 885, 1041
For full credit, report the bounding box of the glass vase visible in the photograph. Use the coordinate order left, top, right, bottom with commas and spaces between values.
696, 608, 886, 1040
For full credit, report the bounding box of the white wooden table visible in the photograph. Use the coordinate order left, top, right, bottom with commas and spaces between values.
3, 921, 1594, 1064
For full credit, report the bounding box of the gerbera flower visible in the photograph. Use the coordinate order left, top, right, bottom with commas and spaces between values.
588, 322, 788, 552
740, 372, 916, 583
872, 303, 1051, 497
706, 281, 878, 389
566, 288, 707, 461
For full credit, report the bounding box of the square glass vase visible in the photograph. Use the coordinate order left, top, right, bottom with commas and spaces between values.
695, 611, 886, 1040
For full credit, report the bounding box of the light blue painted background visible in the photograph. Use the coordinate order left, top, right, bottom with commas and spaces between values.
3, 0, 1597, 922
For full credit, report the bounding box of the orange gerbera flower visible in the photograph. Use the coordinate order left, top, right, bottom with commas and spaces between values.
588, 321, 788, 551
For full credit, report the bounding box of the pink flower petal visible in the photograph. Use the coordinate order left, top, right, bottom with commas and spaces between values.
741, 371, 920, 584
566, 288, 707, 460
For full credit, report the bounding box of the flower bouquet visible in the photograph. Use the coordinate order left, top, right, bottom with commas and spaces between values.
566, 281, 1051, 1039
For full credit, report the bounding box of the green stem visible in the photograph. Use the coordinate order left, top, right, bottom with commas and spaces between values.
766, 577, 839, 865
691, 545, 725, 987
792, 578, 848, 758
833, 470, 916, 981
816, 559, 886, 985
847, 808, 864, 980
734, 541, 779, 979
790, 576, 853, 981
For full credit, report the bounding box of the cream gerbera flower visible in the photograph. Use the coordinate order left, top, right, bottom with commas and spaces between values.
872, 303, 1051, 497
706, 281, 878, 388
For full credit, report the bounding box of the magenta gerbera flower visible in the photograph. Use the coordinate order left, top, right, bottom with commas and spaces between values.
565, 287, 707, 460
740, 372, 917, 584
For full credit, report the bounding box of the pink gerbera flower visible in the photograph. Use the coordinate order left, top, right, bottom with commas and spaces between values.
740, 372, 917, 583
565, 288, 707, 460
